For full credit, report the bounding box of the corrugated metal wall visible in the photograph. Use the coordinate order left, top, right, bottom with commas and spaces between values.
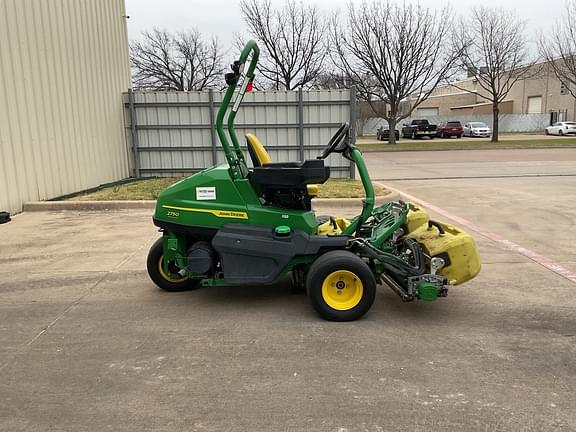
125, 89, 355, 178
0, 0, 131, 214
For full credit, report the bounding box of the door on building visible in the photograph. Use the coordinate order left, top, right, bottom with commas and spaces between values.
527, 96, 542, 114
415, 107, 439, 117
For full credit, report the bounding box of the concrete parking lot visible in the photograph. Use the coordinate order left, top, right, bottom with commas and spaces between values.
1, 148, 575, 431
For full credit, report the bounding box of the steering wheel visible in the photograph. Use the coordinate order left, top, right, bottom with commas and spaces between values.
318, 123, 350, 159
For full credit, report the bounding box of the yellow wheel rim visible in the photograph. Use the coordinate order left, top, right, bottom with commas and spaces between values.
158, 256, 187, 283
321, 270, 363, 311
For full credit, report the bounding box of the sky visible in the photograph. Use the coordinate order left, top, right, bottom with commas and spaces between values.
125, 0, 554, 54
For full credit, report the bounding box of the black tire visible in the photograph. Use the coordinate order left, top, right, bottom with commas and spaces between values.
457, 134, 462, 139
306, 250, 376, 321
559, 129, 564, 136
545, 129, 549, 135
147, 237, 200, 292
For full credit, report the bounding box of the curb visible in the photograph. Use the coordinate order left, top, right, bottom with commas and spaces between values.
22, 200, 157, 212
22, 191, 400, 213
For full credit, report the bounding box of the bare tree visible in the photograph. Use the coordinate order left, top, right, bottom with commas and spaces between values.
310, 71, 350, 90
453, 7, 537, 142
329, 1, 458, 144
311, 71, 380, 135
130, 28, 224, 91
539, 0, 576, 99
239, 0, 327, 90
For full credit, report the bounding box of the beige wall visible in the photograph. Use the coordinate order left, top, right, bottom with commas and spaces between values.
416, 92, 478, 116
450, 100, 514, 116
414, 62, 576, 119
0, 0, 131, 214
507, 64, 576, 116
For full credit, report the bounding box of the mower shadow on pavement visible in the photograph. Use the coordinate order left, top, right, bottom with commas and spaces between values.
150, 276, 302, 305
148, 276, 471, 323
373, 288, 471, 322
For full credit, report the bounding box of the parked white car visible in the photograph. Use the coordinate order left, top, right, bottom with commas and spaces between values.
545, 121, 576, 136
463, 122, 491, 138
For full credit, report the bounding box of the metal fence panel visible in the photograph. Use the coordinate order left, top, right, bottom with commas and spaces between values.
125, 89, 355, 178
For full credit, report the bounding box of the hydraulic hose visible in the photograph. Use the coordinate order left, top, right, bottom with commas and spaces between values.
356, 238, 425, 276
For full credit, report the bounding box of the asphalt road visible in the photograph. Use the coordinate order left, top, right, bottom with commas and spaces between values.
1, 148, 575, 431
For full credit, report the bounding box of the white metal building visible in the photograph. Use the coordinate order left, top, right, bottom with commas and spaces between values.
0, 0, 131, 214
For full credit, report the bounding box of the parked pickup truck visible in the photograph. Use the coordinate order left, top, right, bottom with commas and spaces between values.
401, 119, 437, 139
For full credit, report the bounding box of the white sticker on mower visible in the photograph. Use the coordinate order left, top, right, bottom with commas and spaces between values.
196, 187, 216, 200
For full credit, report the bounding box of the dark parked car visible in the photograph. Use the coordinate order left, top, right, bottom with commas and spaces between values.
436, 121, 463, 138
376, 125, 400, 141
401, 119, 437, 139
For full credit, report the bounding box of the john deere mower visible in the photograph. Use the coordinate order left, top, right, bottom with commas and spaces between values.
146, 40, 481, 321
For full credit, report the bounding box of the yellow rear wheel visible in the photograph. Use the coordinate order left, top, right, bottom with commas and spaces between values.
321, 270, 364, 311
307, 250, 376, 321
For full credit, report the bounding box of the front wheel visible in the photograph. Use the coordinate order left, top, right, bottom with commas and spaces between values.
306, 251, 376, 321
559, 129, 564, 136
147, 237, 200, 292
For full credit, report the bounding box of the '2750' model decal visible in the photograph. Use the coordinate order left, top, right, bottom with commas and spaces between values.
162, 205, 248, 220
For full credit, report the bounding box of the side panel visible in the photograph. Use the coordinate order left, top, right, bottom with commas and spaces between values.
155, 165, 318, 234
211, 224, 347, 285
154, 165, 249, 227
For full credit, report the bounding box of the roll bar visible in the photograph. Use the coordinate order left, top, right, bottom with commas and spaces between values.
216, 40, 260, 179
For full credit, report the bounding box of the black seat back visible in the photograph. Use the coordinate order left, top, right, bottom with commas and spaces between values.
251, 159, 330, 189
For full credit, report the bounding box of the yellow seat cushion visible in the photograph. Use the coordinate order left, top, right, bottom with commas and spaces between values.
246, 133, 271, 166
307, 184, 319, 197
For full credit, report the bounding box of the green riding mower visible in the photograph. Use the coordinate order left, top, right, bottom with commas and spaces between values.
146, 40, 481, 321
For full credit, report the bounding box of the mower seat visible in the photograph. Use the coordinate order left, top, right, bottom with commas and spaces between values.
246, 134, 319, 197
